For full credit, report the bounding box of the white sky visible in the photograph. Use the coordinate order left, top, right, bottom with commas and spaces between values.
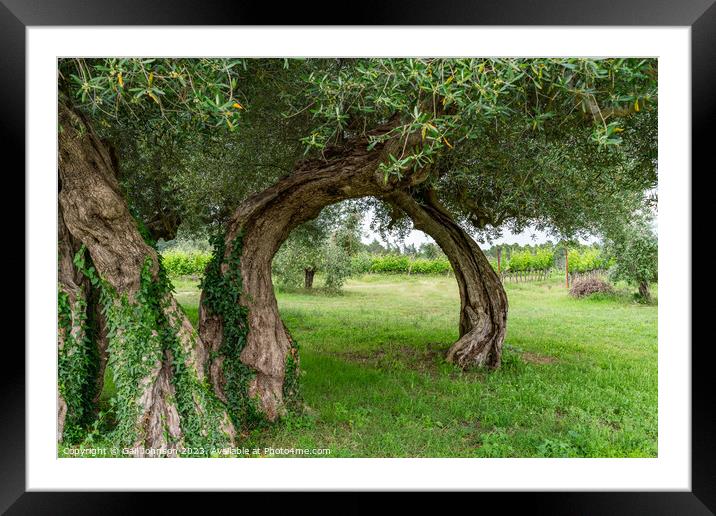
360, 218, 598, 249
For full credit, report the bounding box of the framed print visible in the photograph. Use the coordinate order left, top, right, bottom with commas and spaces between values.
5, 0, 713, 512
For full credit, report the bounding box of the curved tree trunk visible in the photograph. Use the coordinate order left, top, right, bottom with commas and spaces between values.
199, 126, 508, 422
58, 101, 234, 454
385, 190, 508, 368
199, 127, 404, 423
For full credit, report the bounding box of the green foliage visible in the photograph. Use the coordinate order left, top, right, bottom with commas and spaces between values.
148, 258, 232, 450
162, 250, 212, 277
408, 257, 452, 275
283, 341, 302, 414
201, 231, 303, 428
505, 248, 555, 272
349, 253, 374, 274
273, 224, 327, 289
488, 257, 499, 271
273, 205, 363, 293
61, 58, 250, 131
63, 58, 657, 248
71, 237, 232, 451
199, 231, 262, 430
57, 280, 100, 444
366, 254, 409, 274
72, 247, 160, 447
567, 248, 611, 273
602, 210, 658, 298
298, 59, 656, 164
350, 253, 452, 275
322, 238, 354, 292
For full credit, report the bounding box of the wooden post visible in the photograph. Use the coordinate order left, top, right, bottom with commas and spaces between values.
565, 248, 569, 288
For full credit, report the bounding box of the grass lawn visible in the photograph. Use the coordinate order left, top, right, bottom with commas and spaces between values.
171, 273, 657, 458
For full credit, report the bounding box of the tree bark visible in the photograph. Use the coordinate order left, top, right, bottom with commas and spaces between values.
385, 189, 508, 368
199, 129, 401, 422
199, 123, 508, 422
58, 100, 234, 453
638, 281, 651, 302
304, 268, 315, 289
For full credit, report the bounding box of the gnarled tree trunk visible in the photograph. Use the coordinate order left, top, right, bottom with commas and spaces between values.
199, 126, 508, 422
58, 100, 234, 454
385, 190, 508, 368
199, 126, 403, 423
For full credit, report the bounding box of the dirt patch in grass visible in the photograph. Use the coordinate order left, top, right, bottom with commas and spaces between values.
334, 343, 557, 377
339, 349, 388, 364
334, 343, 450, 375
520, 351, 558, 365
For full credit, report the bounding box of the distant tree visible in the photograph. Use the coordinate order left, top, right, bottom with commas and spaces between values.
603, 210, 658, 302
333, 209, 364, 258
365, 238, 387, 255
273, 219, 326, 289
419, 242, 442, 260
273, 204, 363, 291
403, 243, 418, 256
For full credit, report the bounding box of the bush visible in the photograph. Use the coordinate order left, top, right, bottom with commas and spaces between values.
161, 250, 212, 277
350, 253, 373, 274
370, 254, 411, 273
408, 257, 451, 274
505, 248, 555, 272
567, 248, 611, 273
360, 254, 452, 275
569, 277, 614, 298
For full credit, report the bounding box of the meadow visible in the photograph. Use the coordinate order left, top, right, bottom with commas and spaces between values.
172, 273, 657, 458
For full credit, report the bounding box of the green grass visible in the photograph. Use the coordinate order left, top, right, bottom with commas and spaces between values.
171, 273, 657, 458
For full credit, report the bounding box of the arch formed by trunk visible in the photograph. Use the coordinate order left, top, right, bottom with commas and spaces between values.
198, 129, 508, 423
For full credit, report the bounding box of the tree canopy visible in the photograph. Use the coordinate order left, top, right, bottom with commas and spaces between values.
59, 57, 657, 243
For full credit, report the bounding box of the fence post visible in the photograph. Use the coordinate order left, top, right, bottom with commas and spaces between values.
565, 248, 569, 288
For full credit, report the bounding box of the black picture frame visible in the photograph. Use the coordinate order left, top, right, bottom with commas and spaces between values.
4, 0, 712, 512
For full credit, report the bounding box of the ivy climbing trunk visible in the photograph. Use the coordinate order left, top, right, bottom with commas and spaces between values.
57, 204, 104, 443
199, 128, 399, 423
199, 123, 508, 423
58, 100, 235, 454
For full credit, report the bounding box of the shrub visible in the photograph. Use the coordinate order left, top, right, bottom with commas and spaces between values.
567, 248, 611, 273
350, 253, 373, 274
370, 254, 410, 273
162, 250, 212, 277
365, 254, 451, 274
569, 277, 614, 298
505, 248, 555, 272
409, 257, 451, 274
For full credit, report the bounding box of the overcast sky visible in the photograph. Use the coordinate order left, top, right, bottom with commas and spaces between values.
357, 200, 658, 249
360, 218, 598, 248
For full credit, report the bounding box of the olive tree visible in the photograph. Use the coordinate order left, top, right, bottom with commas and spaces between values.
273, 203, 362, 291
603, 209, 658, 301
57, 57, 657, 442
